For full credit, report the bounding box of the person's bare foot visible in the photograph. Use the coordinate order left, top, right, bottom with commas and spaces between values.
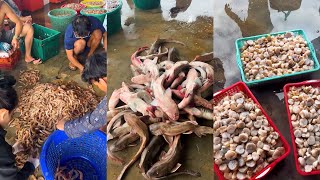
25, 56, 42, 64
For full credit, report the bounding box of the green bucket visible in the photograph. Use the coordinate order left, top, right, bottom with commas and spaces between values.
48, 8, 77, 34
80, 8, 107, 23
107, 1, 122, 36
133, 0, 160, 10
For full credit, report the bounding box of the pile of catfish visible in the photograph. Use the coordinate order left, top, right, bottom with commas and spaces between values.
107, 38, 214, 180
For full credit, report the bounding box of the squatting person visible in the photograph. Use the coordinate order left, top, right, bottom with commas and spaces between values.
64, 15, 107, 72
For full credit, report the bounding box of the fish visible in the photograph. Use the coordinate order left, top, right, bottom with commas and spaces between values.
139, 47, 169, 60
131, 74, 152, 85
136, 90, 153, 104
110, 132, 140, 152
172, 90, 213, 110
164, 61, 189, 87
130, 64, 143, 76
145, 135, 197, 179
148, 38, 186, 55
189, 61, 214, 93
120, 91, 155, 117
108, 122, 131, 141
107, 110, 131, 164
158, 60, 175, 74
108, 89, 121, 110
131, 46, 149, 68
139, 135, 166, 173
117, 113, 149, 180
168, 47, 180, 62
142, 58, 160, 78
149, 121, 213, 137
170, 72, 186, 89
184, 68, 202, 98
183, 107, 213, 120
192, 52, 213, 62
151, 74, 179, 121
144, 170, 201, 180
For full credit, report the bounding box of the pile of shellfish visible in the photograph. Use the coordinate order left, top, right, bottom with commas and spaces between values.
213, 92, 286, 180
240, 32, 314, 81
10, 83, 100, 179
18, 70, 40, 86
287, 85, 320, 172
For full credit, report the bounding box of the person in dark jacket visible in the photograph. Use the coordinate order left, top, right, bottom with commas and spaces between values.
0, 74, 39, 180
56, 52, 107, 138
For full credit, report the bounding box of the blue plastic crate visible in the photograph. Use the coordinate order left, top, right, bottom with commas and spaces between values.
40, 130, 106, 180
235, 29, 320, 87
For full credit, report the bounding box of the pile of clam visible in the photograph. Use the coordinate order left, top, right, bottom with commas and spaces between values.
213, 92, 285, 179
287, 85, 320, 172
240, 32, 313, 81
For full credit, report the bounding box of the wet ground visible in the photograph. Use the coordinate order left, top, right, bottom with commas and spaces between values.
107, 0, 213, 180
214, 0, 320, 179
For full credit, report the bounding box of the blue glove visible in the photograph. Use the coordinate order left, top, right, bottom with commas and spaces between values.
0, 42, 12, 52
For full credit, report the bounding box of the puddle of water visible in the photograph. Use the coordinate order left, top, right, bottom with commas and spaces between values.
107, 1, 213, 180
214, 0, 320, 179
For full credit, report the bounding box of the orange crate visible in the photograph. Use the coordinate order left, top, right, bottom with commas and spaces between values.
0, 49, 21, 70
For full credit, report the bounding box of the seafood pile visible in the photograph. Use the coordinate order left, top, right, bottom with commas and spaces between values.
240, 32, 314, 81
213, 92, 286, 179
83, 9, 107, 14
106, 0, 120, 12
82, 1, 105, 7
287, 85, 320, 172
62, 3, 84, 11
55, 166, 83, 180
108, 38, 214, 179
11, 83, 100, 178
18, 70, 40, 86
55, 13, 73, 17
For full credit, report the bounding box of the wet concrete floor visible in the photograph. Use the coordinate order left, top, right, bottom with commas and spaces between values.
214, 0, 320, 179
107, 0, 213, 180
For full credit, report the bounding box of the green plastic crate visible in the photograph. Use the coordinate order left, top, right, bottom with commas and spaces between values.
235, 29, 320, 87
21, 24, 61, 62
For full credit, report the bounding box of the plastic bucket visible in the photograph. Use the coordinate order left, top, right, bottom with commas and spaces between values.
40, 130, 106, 180
48, 8, 77, 34
80, 8, 107, 23
107, 0, 122, 36
133, 0, 160, 10
61, 3, 86, 14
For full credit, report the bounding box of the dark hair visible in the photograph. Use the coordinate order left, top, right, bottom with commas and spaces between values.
82, 52, 107, 84
0, 74, 17, 112
72, 15, 91, 37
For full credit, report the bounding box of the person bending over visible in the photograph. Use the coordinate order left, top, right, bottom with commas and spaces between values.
64, 15, 107, 72
0, 74, 39, 180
